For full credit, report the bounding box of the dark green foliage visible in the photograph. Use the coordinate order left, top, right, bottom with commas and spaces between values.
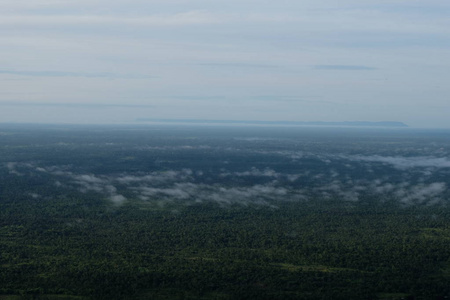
1, 195, 449, 299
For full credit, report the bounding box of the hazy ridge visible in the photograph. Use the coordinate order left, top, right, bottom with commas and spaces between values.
136, 119, 408, 127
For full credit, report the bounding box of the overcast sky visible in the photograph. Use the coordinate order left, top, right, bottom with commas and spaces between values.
1, 0, 449, 127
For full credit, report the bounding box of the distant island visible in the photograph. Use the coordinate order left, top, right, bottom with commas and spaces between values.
135, 119, 408, 127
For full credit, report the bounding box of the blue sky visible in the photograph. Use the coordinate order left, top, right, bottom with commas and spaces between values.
1, 0, 449, 127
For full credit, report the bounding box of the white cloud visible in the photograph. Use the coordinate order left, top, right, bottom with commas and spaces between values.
29, 193, 41, 199
116, 169, 193, 184
396, 182, 446, 204
5, 162, 450, 206
6, 162, 20, 175
131, 182, 291, 205
344, 155, 450, 169
110, 194, 127, 205
74, 174, 104, 184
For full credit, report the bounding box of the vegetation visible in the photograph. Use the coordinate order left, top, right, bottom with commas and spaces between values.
0, 124, 449, 299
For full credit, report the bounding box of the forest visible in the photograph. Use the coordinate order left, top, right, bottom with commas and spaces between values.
0, 124, 449, 299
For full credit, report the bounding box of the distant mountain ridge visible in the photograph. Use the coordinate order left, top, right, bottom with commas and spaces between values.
135, 119, 408, 127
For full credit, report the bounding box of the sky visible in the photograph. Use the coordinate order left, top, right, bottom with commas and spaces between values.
0, 0, 450, 127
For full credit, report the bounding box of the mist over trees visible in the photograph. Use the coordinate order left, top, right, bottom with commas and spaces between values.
0, 124, 449, 299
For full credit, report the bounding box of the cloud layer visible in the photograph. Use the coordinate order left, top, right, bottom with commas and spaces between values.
1, 1, 450, 126
4, 151, 449, 207
342, 155, 450, 169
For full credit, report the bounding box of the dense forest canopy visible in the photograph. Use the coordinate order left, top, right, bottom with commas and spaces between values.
0, 124, 449, 299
